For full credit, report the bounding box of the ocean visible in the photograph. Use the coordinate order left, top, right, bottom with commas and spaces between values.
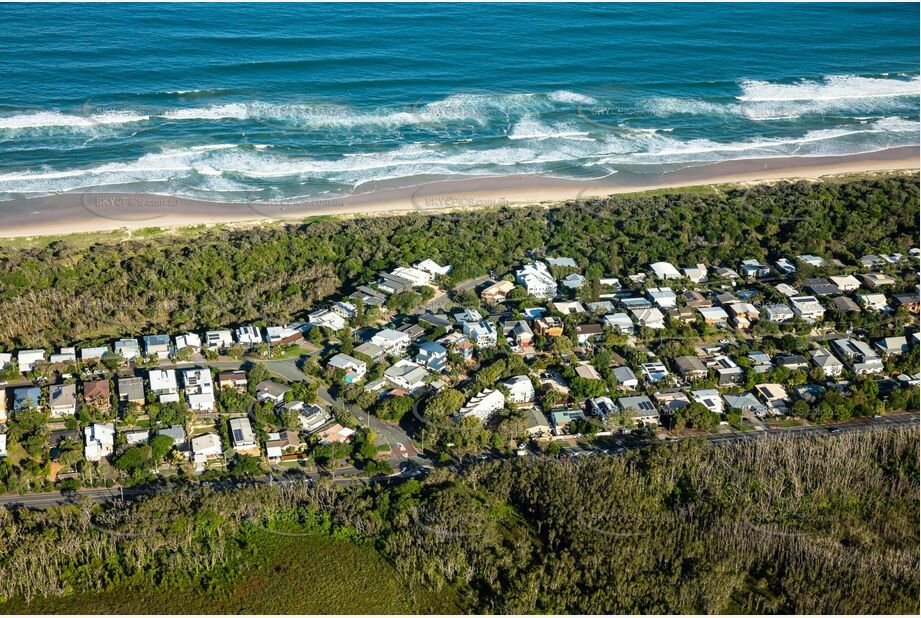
0, 2, 917, 203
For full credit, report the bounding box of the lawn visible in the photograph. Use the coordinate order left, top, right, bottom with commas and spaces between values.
0, 529, 457, 614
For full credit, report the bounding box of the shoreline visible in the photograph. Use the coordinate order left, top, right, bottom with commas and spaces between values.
0, 146, 917, 240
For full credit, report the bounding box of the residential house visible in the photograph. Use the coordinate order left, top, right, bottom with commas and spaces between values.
118, 376, 145, 405
831, 338, 884, 375
49, 383, 77, 418
575, 364, 602, 381
298, 404, 331, 432
502, 320, 534, 350
49, 347, 76, 364
157, 424, 187, 446
603, 313, 635, 335
831, 296, 861, 313
204, 329, 234, 350
265, 430, 301, 462
876, 337, 909, 357
456, 389, 505, 422
698, 306, 729, 325
715, 292, 739, 307
640, 362, 669, 384
858, 273, 896, 289
142, 334, 171, 359
354, 342, 386, 361
265, 325, 303, 346
13, 386, 42, 411
534, 317, 564, 337
647, 287, 677, 309
711, 355, 744, 385
682, 290, 711, 308
790, 296, 825, 322
414, 259, 451, 277
546, 256, 578, 269
804, 278, 839, 297
462, 321, 498, 348
775, 258, 796, 274
229, 417, 259, 454
691, 389, 724, 415
123, 430, 150, 445
649, 262, 681, 280
588, 396, 618, 419
748, 351, 774, 374
149, 369, 179, 403
217, 370, 248, 391
174, 332, 202, 351
383, 359, 430, 393
83, 380, 111, 412
516, 262, 557, 299
727, 302, 759, 321
308, 309, 347, 332
453, 307, 483, 323
113, 338, 141, 360
776, 354, 809, 371
182, 368, 215, 412
775, 283, 799, 298
17, 349, 45, 372
414, 341, 448, 373
631, 307, 666, 329
683, 264, 708, 283
481, 280, 515, 304
617, 395, 659, 426
84, 422, 115, 462
713, 267, 740, 280
621, 297, 652, 310
523, 408, 551, 437
371, 328, 411, 355
550, 408, 586, 434
255, 380, 290, 404
80, 346, 108, 363
810, 347, 844, 377
723, 392, 767, 417
857, 293, 889, 312
674, 356, 707, 383
654, 391, 691, 414
613, 366, 639, 389
561, 273, 586, 290
829, 275, 861, 292
501, 375, 535, 405
753, 383, 790, 416
391, 266, 432, 287
574, 323, 603, 345
553, 301, 586, 315
376, 271, 415, 295
191, 433, 223, 468
316, 423, 355, 443
328, 353, 368, 382
350, 286, 387, 308
586, 301, 615, 314
235, 326, 263, 347
763, 304, 795, 323
893, 292, 920, 313
797, 254, 825, 268
740, 259, 771, 279
331, 301, 358, 319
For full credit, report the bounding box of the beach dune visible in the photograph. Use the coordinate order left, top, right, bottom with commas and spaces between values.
0, 146, 917, 239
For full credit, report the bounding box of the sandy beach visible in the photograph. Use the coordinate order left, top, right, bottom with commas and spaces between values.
0, 146, 917, 239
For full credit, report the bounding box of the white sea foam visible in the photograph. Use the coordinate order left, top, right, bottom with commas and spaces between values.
738, 74, 919, 102
0, 110, 149, 130
548, 90, 597, 105
508, 116, 591, 140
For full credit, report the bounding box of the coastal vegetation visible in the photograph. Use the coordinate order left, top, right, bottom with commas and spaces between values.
0, 173, 917, 349
0, 428, 917, 614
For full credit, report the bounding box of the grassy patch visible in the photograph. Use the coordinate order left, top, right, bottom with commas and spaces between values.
0, 528, 455, 614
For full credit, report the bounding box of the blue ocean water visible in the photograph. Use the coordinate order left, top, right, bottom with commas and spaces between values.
0, 2, 917, 202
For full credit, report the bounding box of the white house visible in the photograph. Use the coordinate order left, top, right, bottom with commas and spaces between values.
391, 266, 432, 287
17, 349, 45, 372
205, 329, 234, 349
80, 346, 108, 362
113, 338, 141, 360
49, 383, 77, 418
414, 259, 451, 277
515, 262, 557, 299
265, 325, 303, 345
229, 417, 258, 452
763, 304, 795, 323
603, 313, 635, 335
456, 389, 505, 422
174, 332, 202, 351
630, 307, 665, 329
371, 328, 411, 355
698, 306, 729, 325
647, 287, 677, 309
640, 362, 670, 384
462, 321, 498, 348
613, 366, 639, 388
415, 341, 448, 373
649, 262, 681, 280
790, 295, 825, 322
383, 359, 430, 392
182, 368, 215, 412
192, 433, 223, 460
235, 326, 263, 347
829, 275, 861, 292
49, 347, 77, 364
831, 338, 884, 375
811, 347, 844, 377
327, 353, 367, 383
84, 423, 115, 462
149, 369, 180, 403
857, 293, 889, 312
308, 309, 347, 331
691, 389, 724, 415
683, 264, 708, 283
501, 375, 535, 405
